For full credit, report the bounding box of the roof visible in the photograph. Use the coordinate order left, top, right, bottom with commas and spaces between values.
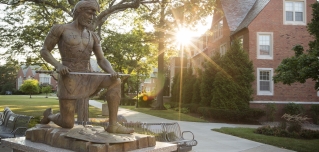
232, 0, 270, 34
221, 0, 256, 31
21, 65, 41, 76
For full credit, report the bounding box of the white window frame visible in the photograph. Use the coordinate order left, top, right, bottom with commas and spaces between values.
257, 32, 273, 60
283, 0, 306, 25
212, 19, 223, 42
39, 74, 51, 85
18, 76, 22, 89
220, 43, 227, 56
144, 78, 151, 84
257, 68, 274, 96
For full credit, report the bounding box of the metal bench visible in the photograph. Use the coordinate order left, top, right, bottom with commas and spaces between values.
0, 107, 33, 139
122, 122, 197, 152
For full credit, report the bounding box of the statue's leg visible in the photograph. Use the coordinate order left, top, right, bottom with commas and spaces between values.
101, 78, 134, 134
40, 99, 76, 128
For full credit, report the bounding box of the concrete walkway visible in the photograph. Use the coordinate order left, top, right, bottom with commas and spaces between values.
89, 100, 294, 152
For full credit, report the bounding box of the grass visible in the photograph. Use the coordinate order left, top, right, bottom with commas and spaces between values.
213, 127, 319, 152
0, 95, 103, 118
121, 106, 207, 122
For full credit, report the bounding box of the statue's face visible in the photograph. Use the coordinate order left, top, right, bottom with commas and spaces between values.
78, 9, 96, 28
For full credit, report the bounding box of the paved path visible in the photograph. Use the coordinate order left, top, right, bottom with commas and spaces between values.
89, 100, 294, 152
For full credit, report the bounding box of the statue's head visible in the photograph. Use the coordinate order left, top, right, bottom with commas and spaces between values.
73, 0, 99, 29
73, 0, 99, 20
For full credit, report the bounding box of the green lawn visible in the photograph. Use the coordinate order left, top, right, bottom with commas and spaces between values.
0, 95, 103, 118
213, 127, 319, 152
92, 99, 206, 122
121, 106, 206, 122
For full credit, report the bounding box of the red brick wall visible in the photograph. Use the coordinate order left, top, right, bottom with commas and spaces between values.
248, 0, 319, 102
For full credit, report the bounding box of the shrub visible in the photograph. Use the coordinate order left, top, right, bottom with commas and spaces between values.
197, 107, 265, 122
120, 98, 136, 106
255, 125, 319, 139
138, 94, 154, 108
265, 103, 276, 122
283, 103, 304, 115
281, 113, 310, 133
310, 105, 319, 124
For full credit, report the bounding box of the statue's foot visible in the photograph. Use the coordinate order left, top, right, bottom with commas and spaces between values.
40, 108, 52, 124
106, 123, 134, 134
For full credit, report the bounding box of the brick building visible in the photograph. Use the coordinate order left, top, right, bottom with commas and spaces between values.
16, 65, 57, 91
189, 0, 319, 118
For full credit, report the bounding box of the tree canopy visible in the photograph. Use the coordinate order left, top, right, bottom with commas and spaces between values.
20, 79, 40, 98
273, 2, 319, 90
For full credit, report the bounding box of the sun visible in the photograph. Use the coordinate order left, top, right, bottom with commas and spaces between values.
175, 27, 194, 45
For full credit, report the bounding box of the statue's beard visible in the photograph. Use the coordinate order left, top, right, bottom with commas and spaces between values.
78, 17, 92, 29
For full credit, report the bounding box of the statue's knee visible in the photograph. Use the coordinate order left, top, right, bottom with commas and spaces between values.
113, 78, 121, 87
61, 121, 74, 128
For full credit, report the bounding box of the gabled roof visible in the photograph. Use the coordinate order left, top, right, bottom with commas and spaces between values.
21, 65, 41, 76
221, 0, 256, 31
233, 0, 271, 35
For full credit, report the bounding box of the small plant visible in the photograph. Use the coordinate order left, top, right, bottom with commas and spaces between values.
281, 113, 310, 133
181, 108, 190, 114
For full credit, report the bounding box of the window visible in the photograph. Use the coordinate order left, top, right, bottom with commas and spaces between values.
212, 19, 223, 41
39, 74, 51, 84
284, 0, 306, 25
257, 68, 274, 95
18, 76, 22, 89
257, 32, 273, 59
144, 78, 151, 83
220, 43, 227, 56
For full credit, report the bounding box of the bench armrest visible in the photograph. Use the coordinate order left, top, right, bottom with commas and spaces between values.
182, 131, 195, 140
11, 127, 28, 137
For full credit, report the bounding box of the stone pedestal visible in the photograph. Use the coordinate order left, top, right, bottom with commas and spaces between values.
102, 103, 109, 116
3, 124, 177, 152
2, 137, 177, 152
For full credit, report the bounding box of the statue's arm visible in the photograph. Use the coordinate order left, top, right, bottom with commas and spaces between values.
40, 25, 69, 75
92, 32, 116, 74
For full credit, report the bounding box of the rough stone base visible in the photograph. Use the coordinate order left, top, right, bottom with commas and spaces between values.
2, 137, 177, 152
3, 124, 176, 152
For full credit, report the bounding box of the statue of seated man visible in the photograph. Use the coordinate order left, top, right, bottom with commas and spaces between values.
39, 0, 134, 134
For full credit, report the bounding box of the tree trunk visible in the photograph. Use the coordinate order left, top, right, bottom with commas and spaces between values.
153, 4, 167, 110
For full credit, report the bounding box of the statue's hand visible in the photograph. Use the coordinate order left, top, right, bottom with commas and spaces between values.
110, 71, 119, 80
56, 64, 70, 75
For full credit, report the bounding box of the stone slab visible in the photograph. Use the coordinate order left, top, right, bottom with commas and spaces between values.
2, 137, 177, 152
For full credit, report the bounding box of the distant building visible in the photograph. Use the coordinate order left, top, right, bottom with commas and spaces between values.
181, 0, 319, 119
141, 67, 158, 93
16, 59, 102, 91
16, 65, 57, 91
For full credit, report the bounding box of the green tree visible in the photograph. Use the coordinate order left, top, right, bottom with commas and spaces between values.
200, 52, 221, 107
170, 72, 180, 106
20, 79, 40, 98
102, 25, 157, 96
217, 39, 254, 110
211, 72, 240, 110
136, 0, 216, 109
41, 85, 52, 98
0, 0, 159, 69
0, 62, 18, 94
182, 67, 194, 104
191, 70, 202, 105
273, 2, 319, 89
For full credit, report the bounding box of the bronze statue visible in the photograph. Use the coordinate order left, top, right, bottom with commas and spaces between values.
40, 0, 134, 134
